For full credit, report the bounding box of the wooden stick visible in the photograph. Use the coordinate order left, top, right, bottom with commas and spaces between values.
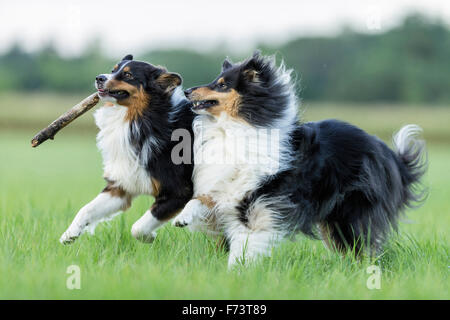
31, 92, 100, 148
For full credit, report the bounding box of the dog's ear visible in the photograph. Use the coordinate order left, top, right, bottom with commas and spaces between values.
122, 54, 133, 61
156, 72, 182, 93
244, 50, 263, 69
222, 58, 232, 71
242, 69, 260, 83
252, 50, 261, 59
241, 50, 264, 83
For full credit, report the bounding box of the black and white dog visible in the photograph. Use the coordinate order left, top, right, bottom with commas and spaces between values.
60, 55, 194, 244
173, 52, 427, 267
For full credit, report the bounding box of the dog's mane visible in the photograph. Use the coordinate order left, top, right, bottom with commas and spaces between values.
236, 54, 299, 129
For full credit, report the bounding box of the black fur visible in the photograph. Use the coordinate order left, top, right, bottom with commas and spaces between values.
186, 51, 295, 128
109, 56, 195, 221
223, 53, 427, 254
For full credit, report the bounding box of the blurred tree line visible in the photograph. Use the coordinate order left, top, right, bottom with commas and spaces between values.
0, 14, 449, 103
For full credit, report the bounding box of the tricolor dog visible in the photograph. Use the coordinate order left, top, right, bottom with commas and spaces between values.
173, 52, 427, 267
60, 55, 194, 244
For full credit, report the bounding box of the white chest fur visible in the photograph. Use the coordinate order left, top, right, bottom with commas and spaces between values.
94, 105, 152, 195
192, 114, 284, 212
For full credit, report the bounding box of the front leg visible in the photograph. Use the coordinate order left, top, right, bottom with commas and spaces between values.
172, 195, 214, 227
60, 184, 131, 244
132, 193, 190, 243
172, 199, 209, 227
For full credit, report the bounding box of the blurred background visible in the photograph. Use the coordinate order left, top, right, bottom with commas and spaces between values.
0, 1, 449, 299
0, 0, 449, 142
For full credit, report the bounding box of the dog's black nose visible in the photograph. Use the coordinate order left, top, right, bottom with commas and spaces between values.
96, 75, 107, 82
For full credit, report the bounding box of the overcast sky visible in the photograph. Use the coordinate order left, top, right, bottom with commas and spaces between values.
1, 0, 449, 56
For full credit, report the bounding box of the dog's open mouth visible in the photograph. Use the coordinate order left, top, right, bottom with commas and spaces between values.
98, 88, 129, 99
191, 100, 218, 110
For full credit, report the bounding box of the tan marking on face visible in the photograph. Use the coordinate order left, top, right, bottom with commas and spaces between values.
106, 79, 150, 121
151, 178, 161, 197
190, 87, 241, 118
113, 64, 119, 71
217, 77, 225, 85
123, 66, 130, 72
196, 194, 216, 209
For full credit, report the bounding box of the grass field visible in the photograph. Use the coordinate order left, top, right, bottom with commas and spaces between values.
0, 92, 449, 299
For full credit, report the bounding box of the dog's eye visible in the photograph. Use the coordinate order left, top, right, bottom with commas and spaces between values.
218, 83, 227, 89
124, 72, 133, 79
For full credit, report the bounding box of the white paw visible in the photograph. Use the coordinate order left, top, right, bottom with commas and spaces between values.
172, 211, 193, 228
131, 222, 157, 243
132, 229, 157, 243
172, 199, 206, 228
59, 226, 83, 245
131, 210, 163, 243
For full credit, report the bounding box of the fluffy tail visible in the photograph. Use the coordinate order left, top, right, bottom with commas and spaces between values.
392, 124, 428, 207
318, 125, 428, 256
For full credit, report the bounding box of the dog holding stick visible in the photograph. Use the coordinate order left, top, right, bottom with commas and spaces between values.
59, 55, 194, 244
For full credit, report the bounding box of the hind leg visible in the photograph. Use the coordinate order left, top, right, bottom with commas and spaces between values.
319, 221, 383, 257
318, 222, 359, 253
227, 229, 275, 268
227, 197, 286, 268
227, 223, 281, 268
319, 195, 387, 256
226, 205, 283, 268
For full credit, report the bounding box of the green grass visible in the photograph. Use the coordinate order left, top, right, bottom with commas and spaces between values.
0, 93, 449, 299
